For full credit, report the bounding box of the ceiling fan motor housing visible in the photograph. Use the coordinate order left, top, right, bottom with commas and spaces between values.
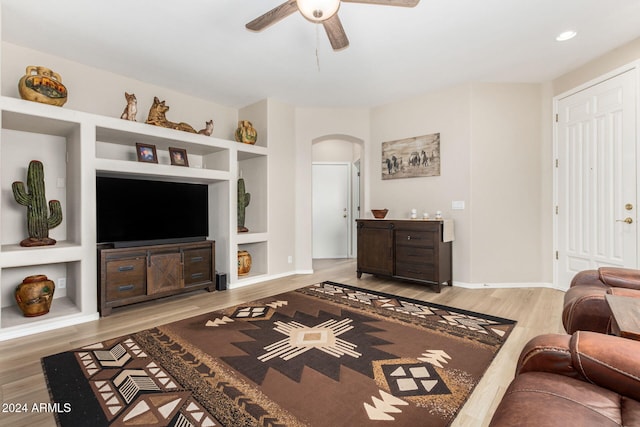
297, 0, 341, 22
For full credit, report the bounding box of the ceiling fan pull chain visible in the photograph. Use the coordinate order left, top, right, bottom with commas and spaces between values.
316, 23, 321, 71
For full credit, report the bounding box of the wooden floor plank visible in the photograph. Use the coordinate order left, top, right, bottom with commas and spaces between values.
0, 259, 565, 426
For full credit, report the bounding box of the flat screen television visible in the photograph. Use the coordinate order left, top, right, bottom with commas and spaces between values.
96, 176, 209, 247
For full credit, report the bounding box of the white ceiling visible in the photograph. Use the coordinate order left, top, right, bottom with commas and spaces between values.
2, 0, 640, 108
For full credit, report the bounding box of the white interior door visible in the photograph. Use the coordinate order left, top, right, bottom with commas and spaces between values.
556, 68, 637, 290
312, 163, 350, 258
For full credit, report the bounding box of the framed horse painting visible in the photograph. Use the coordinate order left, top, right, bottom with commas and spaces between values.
381, 132, 440, 180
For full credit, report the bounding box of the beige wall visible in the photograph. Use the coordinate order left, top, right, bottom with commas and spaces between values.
312, 139, 361, 163
469, 83, 543, 283
369, 83, 544, 285
2, 42, 238, 138
265, 99, 297, 274
370, 84, 474, 282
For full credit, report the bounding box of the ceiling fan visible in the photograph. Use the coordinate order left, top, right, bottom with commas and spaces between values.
246, 0, 420, 51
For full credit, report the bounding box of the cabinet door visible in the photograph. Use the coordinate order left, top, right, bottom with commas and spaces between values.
357, 221, 394, 276
183, 247, 213, 286
147, 252, 183, 295
105, 258, 146, 302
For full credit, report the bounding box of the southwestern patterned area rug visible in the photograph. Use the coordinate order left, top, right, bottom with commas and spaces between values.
42, 281, 516, 427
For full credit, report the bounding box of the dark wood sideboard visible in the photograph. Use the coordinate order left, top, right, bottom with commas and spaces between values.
356, 219, 452, 292
98, 240, 215, 316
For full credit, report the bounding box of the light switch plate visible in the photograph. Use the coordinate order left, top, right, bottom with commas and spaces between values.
452, 201, 465, 210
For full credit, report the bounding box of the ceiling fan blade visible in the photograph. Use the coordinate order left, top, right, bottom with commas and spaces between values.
323, 14, 349, 50
341, 0, 419, 7
246, 0, 299, 32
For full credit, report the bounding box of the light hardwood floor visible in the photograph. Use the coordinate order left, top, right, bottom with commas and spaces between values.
0, 259, 566, 427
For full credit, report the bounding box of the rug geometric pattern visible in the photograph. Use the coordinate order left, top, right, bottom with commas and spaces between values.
42, 281, 516, 427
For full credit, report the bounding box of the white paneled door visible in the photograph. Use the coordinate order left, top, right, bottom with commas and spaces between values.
312, 163, 350, 258
556, 69, 637, 290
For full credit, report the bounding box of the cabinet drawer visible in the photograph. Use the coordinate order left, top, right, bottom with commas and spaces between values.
105, 258, 146, 301
395, 245, 435, 263
184, 248, 212, 286
395, 230, 437, 247
395, 261, 436, 282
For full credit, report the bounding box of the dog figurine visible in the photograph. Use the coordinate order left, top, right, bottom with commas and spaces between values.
146, 96, 197, 133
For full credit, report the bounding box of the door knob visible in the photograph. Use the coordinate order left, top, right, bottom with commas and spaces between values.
616, 217, 633, 224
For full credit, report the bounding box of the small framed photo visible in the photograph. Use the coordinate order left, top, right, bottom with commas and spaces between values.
169, 147, 189, 167
136, 143, 158, 163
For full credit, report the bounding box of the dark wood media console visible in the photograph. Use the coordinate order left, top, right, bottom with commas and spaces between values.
98, 240, 215, 316
356, 219, 452, 292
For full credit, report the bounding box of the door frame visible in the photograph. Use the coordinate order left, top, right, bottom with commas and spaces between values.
552, 60, 640, 289
312, 161, 354, 258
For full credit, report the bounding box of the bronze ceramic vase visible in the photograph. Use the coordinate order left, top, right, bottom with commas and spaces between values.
15, 274, 55, 317
238, 250, 252, 276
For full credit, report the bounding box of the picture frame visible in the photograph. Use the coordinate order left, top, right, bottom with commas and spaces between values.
169, 147, 189, 167
136, 143, 158, 163
381, 132, 441, 180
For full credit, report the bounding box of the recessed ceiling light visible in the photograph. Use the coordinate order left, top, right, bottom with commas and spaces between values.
556, 31, 577, 42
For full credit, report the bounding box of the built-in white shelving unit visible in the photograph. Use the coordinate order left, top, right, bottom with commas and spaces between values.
0, 94, 269, 340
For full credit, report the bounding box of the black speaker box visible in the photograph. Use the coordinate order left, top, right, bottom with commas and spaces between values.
215, 272, 227, 291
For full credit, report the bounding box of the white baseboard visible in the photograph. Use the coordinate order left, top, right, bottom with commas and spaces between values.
229, 269, 314, 289
452, 281, 556, 289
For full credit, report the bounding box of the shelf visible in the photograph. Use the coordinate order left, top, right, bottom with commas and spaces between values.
95, 120, 233, 157
237, 143, 267, 161
237, 232, 268, 245
95, 158, 230, 184
0, 97, 83, 135
0, 298, 98, 341
0, 241, 83, 268
2, 296, 80, 328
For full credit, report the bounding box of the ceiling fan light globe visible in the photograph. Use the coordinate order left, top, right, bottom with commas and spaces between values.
297, 0, 340, 22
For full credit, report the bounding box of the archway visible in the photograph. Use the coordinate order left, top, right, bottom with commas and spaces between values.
311, 135, 364, 259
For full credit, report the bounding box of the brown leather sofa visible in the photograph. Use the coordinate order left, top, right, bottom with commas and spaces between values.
562, 267, 640, 334
489, 331, 640, 426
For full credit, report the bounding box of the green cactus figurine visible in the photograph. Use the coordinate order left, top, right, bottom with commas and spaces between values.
12, 160, 63, 247
237, 178, 251, 232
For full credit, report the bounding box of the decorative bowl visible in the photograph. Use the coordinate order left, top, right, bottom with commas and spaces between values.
371, 209, 389, 219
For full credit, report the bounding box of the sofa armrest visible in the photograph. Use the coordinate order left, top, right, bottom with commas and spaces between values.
571, 331, 640, 401
516, 331, 640, 401
516, 333, 581, 379
599, 267, 640, 290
